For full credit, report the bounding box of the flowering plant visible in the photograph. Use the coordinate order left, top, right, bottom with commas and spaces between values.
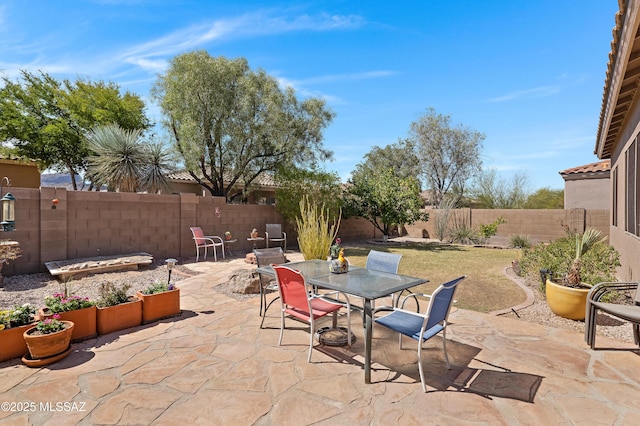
329, 237, 342, 259
1, 304, 36, 329
45, 293, 94, 313
141, 280, 175, 295
35, 313, 66, 334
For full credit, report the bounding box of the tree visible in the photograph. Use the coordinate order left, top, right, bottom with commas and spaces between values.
86, 124, 172, 193
0, 71, 150, 189
523, 188, 564, 209
358, 138, 421, 180
469, 169, 530, 209
275, 167, 342, 222
344, 167, 428, 237
152, 51, 335, 202
409, 108, 484, 207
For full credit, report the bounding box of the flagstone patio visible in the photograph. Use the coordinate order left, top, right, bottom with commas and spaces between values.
1, 253, 639, 425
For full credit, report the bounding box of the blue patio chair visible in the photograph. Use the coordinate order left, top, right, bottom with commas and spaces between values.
374, 275, 466, 392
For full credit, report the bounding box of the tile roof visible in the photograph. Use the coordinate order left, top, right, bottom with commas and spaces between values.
166, 170, 276, 187
559, 160, 611, 177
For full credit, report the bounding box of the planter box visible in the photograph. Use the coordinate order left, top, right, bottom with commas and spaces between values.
39, 306, 97, 342
136, 288, 181, 324
96, 298, 142, 335
545, 279, 589, 321
0, 323, 33, 362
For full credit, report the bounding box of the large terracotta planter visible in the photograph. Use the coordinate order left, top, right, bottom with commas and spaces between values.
136, 288, 181, 324
96, 297, 142, 335
23, 321, 74, 359
39, 306, 97, 342
545, 279, 589, 321
0, 323, 34, 362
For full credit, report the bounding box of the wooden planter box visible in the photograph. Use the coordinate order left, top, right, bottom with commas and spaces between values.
39, 306, 97, 342
96, 298, 142, 335
0, 323, 34, 362
136, 288, 181, 324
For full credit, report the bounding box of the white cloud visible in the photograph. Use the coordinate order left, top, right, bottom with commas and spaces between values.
487, 85, 561, 103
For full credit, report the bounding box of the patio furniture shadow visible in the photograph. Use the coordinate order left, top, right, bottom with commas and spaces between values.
317, 338, 543, 402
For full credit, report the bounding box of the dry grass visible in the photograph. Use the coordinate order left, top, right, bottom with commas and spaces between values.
344, 241, 525, 313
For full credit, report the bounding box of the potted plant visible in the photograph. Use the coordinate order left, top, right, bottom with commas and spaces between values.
520, 228, 620, 321
39, 290, 97, 342
96, 282, 142, 335
23, 314, 74, 364
0, 304, 36, 362
136, 280, 181, 324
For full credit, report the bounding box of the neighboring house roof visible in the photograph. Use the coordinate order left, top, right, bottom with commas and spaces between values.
559, 160, 611, 181
167, 170, 277, 187
595, 1, 640, 159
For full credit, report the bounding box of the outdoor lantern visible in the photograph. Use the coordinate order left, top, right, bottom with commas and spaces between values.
166, 258, 177, 284
1, 192, 15, 232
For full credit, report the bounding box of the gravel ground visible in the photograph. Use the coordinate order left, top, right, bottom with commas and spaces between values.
0, 262, 636, 346
0, 262, 199, 309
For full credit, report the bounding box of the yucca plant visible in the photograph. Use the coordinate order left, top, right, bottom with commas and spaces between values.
295, 195, 341, 260
562, 228, 607, 287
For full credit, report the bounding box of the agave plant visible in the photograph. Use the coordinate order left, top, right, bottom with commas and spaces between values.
562, 228, 607, 287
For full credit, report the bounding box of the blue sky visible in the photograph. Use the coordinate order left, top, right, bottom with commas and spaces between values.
0, 0, 618, 190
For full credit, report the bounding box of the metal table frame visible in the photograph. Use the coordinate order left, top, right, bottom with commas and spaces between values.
256, 259, 427, 383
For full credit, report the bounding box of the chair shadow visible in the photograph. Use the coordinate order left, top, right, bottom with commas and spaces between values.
317, 338, 543, 403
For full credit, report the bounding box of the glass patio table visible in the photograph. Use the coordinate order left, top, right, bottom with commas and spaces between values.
256, 259, 427, 383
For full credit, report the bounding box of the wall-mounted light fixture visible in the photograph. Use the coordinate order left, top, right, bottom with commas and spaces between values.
0, 177, 16, 232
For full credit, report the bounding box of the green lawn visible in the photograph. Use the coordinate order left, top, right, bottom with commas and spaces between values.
343, 241, 526, 313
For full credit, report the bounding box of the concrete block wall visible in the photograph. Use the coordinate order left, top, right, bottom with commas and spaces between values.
0, 187, 612, 276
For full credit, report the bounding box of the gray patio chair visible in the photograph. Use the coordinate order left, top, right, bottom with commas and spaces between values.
585, 281, 640, 349
265, 224, 287, 253
254, 247, 287, 328
375, 275, 466, 392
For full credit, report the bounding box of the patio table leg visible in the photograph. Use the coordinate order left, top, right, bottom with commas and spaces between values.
364, 298, 373, 383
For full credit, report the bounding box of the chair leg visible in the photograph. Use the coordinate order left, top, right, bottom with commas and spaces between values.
634, 323, 640, 346
278, 310, 285, 346
308, 318, 314, 362
417, 340, 427, 392
441, 328, 451, 369
195, 247, 200, 262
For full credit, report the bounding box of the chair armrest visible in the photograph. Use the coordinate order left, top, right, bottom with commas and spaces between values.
399, 292, 431, 309
265, 232, 269, 240
282, 232, 287, 239
314, 291, 352, 310
588, 282, 639, 303
205, 235, 224, 244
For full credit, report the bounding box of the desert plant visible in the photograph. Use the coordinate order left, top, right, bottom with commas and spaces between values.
296, 195, 341, 260
96, 282, 132, 307
510, 234, 531, 249
563, 228, 607, 287
433, 197, 456, 241
518, 230, 620, 289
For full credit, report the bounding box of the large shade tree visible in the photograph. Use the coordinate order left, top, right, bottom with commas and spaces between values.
275, 167, 342, 222
0, 71, 150, 189
152, 51, 335, 202
410, 108, 484, 207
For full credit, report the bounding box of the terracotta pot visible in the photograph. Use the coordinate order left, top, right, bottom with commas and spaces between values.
136, 288, 181, 324
23, 321, 74, 359
545, 279, 589, 321
39, 306, 97, 342
96, 297, 142, 335
0, 323, 34, 362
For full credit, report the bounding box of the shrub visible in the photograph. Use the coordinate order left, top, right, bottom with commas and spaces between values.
97, 282, 132, 307
510, 234, 531, 249
478, 217, 506, 243
518, 235, 620, 288
141, 280, 175, 295
449, 222, 480, 245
